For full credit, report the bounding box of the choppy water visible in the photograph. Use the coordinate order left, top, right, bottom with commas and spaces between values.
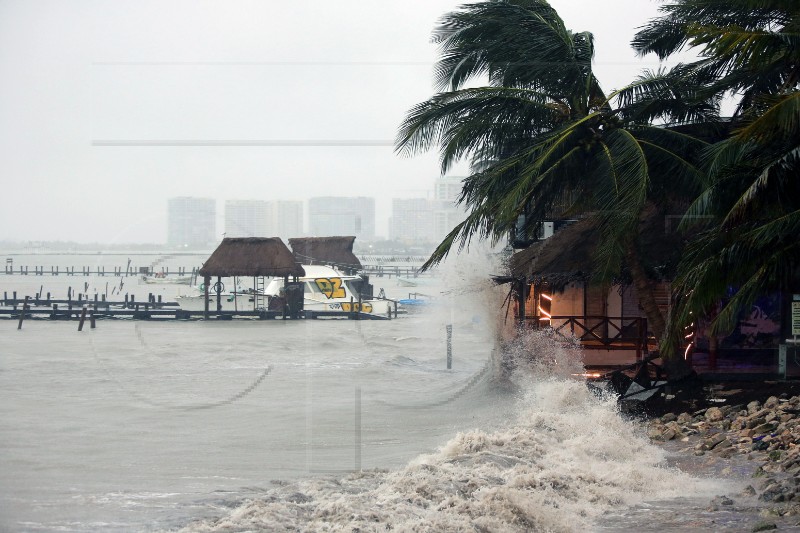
0, 252, 744, 531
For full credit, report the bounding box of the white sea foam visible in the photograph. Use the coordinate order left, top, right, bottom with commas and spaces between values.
179, 331, 714, 533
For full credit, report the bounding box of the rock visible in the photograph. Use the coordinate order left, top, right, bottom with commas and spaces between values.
765, 396, 780, 408
647, 426, 663, 440
760, 485, 787, 502
677, 412, 693, 424
706, 407, 724, 422
661, 413, 677, 423
741, 485, 757, 496
748, 401, 762, 414
661, 429, 676, 441
694, 449, 706, 456
754, 423, 778, 435
711, 495, 735, 506
715, 447, 736, 459
707, 434, 728, 449
752, 522, 777, 531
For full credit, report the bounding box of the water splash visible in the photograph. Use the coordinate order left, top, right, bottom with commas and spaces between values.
179, 330, 714, 532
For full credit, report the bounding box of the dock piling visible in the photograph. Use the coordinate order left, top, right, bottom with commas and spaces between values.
78, 306, 87, 331
446, 324, 453, 369
17, 296, 29, 330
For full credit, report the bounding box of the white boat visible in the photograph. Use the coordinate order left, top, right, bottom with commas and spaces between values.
175, 265, 395, 316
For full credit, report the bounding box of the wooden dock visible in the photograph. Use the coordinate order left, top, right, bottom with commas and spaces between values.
1, 264, 429, 279
1, 292, 392, 322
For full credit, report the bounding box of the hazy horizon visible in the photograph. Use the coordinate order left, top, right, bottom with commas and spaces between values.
2, 0, 689, 245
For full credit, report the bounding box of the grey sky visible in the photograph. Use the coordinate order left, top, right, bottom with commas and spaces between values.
0, 0, 681, 244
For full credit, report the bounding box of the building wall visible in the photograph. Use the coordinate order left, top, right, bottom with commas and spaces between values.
308, 196, 375, 240
267, 200, 303, 239
390, 198, 435, 243
225, 200, 269, 238
167, 197, 216, 248
432, 176, 468, 242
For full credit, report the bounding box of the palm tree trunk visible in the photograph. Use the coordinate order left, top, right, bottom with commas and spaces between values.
624, 240, 666, 342
625, 240, 692, 377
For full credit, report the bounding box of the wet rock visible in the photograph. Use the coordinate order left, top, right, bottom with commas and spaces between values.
754, 423, 778, 435
706, 434, 727, 449
706, 407, 724, 422
752, 521, 777, 531
741, 485, 757, 496
765, 396, 780, 409
647, 426, 664, 440
677, 412, 693, 424
711, 495, 734, 506
661, 413, 677, 423
748, 401, 762, 414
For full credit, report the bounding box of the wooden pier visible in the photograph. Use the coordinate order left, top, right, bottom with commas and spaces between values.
2, 265, 198, 277
1, 264, 429, 279
1, 292, 392, 322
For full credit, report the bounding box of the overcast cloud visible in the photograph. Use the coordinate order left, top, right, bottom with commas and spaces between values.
0, 0, 682, 244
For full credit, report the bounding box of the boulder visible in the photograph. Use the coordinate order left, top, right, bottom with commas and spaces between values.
706, 407, 724, 422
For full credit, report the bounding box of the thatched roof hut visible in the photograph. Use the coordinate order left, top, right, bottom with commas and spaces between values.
198, 237, 305, 278
509, 204, 686, 291
289, 236, 362, 270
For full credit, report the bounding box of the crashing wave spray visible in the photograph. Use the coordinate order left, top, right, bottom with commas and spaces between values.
181, 328, 715, 532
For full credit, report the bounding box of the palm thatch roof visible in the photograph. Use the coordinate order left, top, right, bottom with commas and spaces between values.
198, 238, 305, 277
289, 236, 362, 270
509, 204, 686, 291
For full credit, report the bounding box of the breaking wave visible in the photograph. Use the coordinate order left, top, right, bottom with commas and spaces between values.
178, 331, 712, 532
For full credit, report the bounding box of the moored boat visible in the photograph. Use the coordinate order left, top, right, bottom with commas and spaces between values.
175, 265, 396, 316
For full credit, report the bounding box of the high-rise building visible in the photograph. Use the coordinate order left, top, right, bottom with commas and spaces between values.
167, 197, 216, 248
389, 198, 435, 243
433, 176, 467, 241
266, 200, 304, 239
225, 200, 269, 238
308, 197, 375, 240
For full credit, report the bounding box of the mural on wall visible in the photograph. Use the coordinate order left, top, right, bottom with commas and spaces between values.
695, 293, 782, 351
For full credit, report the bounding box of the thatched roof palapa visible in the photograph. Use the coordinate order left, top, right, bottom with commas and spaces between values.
509, 219, 598, 291
508, 204, 687, 291
198, 237, 305, 278
289, 236, 362, 270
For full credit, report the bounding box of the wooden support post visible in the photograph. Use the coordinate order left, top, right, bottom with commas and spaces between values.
203, 275, 210, 319
90, 307, 96, 328
446, 324, 453, 369
17, 296, 29, 330
51, 304, 58, 319
78, 306, 87, 331
216, 276, 222, 312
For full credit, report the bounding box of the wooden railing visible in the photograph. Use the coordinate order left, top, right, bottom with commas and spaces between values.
529, 315, 649, 355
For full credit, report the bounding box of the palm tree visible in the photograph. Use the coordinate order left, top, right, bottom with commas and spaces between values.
633, 0, 800, 345
396, 0, 712, 348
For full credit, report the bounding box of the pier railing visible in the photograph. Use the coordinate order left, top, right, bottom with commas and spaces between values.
2, 265, 199, 277
530, 315, 649, 357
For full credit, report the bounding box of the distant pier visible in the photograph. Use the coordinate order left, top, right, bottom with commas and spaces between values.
1, 291, 393, 322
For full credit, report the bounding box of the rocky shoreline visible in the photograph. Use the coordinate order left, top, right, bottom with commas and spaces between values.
648, 391, 800, 531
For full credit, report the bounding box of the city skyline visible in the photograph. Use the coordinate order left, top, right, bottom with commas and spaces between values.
0, 1, 687, 246
161, 175, 464, 245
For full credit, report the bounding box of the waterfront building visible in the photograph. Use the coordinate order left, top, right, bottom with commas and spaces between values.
308, 197, 375, 241
266, 200, 303, 239
389, 198, 435, 243
167, 197, 216, 248
225, 200, 269, 238
432, 176, 468, 241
